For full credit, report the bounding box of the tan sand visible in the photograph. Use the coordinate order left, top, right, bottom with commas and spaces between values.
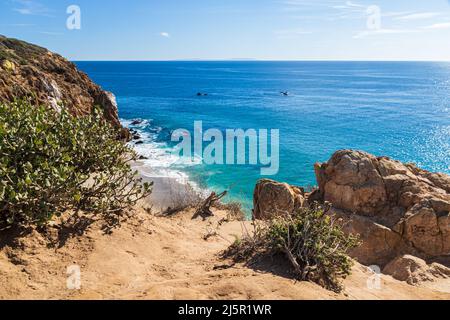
1, 207, 449, 300
131, 161, 204, 212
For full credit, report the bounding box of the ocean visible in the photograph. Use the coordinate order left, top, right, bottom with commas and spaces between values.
75, 61, 450, 210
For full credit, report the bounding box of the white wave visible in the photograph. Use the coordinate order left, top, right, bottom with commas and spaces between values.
121, 118, 153, 129
121, 118, 208, 197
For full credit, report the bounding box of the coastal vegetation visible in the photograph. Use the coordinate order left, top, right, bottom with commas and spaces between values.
1, 35, 449, 300
224, 204, 360, 293
0, 99, 152, 230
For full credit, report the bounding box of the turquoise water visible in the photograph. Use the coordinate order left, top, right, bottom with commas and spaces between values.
75, 61, 450, 209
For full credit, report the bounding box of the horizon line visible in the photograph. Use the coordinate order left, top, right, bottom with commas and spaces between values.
71, 59, 450, 63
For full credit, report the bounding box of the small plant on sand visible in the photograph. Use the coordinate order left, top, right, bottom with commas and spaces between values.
0, 99, 152, 230
215, 201, 246, 221
223, 204, 360, 293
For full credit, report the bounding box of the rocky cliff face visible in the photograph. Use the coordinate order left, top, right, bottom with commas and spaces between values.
314, 150, 450, 263
0, 35, 129, 139
253, 150, 450, 273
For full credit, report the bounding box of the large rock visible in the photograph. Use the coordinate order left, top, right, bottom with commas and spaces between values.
330, 209, 407, 266
315, 150, 450, 261
252, 150, 450, 267
253, 179, 305, 220
0, 35, 129, 140
383, 255, 450, 285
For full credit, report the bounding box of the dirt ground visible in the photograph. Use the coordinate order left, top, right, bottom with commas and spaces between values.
1, 208, 449, 300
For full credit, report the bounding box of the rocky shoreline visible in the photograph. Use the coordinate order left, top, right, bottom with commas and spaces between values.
1, 35, 449, 296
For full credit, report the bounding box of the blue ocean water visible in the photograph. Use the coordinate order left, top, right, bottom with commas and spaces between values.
75, 61, 450, 209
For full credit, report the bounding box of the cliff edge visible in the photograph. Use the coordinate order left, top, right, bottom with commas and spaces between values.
0, 35, 128, 139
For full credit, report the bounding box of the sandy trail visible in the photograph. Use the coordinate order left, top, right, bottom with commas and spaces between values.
0, 208, 449, 300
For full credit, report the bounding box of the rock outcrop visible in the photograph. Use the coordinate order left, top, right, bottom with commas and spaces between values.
383, 255, 450, 285
329, 209, 407, 266
253, 150, 450, 268
0, 35, 129, 139
314, 150, 450, 264
253, 179, 306, 220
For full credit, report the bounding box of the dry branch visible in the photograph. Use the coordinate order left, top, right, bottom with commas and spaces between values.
193, 191, 228, 219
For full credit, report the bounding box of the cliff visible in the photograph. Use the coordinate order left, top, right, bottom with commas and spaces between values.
0, 35, 128, 139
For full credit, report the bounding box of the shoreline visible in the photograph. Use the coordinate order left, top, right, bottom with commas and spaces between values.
131, 160, 205, 212
124, 118, 218, 213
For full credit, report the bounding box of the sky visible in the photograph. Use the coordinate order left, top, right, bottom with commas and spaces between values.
1, 0, 450, 61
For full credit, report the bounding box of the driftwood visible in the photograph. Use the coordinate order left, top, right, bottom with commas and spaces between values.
193, 191, 227, 219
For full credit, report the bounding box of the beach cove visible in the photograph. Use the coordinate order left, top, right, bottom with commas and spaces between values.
75, 61, 450, 210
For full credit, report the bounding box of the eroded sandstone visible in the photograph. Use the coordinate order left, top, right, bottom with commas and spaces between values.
0, 35, 129, 139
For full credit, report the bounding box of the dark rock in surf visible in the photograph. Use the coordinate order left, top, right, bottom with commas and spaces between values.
131, 119, 143, 125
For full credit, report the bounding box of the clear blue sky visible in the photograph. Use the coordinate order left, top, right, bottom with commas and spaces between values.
1, 0, 450, 60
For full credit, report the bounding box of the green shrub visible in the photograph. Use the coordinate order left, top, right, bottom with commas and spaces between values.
224, 204, 360, 293
0, 99, 152, 229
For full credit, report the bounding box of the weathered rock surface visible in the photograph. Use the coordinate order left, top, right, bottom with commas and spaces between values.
330, 208, 408, 266
253, 150, 450, 269
253, 179, 305, 220
314, 150, 450, 262
0, 35, 129, 139
383, 255, 450, 285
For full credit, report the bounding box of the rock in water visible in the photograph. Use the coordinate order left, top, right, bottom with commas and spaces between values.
0, 35, 129, 140
131, 119, 144, 125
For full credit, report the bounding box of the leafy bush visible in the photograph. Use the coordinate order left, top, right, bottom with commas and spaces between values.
224, 204, 360, 293
0, 99, 152, 229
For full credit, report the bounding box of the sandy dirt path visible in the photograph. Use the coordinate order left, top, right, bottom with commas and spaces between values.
1, 208, 449, 300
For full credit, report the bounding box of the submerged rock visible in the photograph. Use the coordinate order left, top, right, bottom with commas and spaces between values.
131, 119, 144, 125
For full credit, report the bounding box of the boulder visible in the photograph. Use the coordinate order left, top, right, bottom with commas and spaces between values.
253, 179, 305, 220
131, 119, 144, 126
383, 255, 450, 285
331, 209, 406, 266
314, 150, 450, 261
253, 149, 450, 266
314, 150, 389, 217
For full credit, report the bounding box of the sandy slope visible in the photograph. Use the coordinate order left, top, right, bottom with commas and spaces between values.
0, 208, 449, 300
